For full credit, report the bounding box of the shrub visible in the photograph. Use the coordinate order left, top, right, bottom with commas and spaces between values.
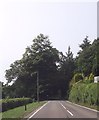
2, 98, 33, 112
72, 73, 84, 83
69, 83, 99, 106
83, 73, 94, 84
88, 73, 94, 83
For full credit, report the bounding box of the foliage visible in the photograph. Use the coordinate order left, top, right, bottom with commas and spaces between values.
81, 73, 94, 84
59, 46, 75, 98
73, 73, 84, 83
69, 73, 84, 89
93, 38, 99, 76
76, 36, 98, 76
0, 82, 2, 100
69, 83, 99, 106
88, 73, 94, 83
4, 34, 99, 101
2, 101, 46, 118
2, 98, 32, 112
5, 34, 74, 99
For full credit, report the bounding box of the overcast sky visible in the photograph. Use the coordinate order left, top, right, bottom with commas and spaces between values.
0, 0, 97, 83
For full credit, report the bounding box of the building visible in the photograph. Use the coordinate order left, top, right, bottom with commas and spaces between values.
94, 76, 99, 83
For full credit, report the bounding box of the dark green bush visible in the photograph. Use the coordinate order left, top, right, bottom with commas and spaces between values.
2, 98, 33, 112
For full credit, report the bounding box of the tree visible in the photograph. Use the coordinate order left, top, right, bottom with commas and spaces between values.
79, 36, 91, 50
59, 46, 75, 98
91, 38, 99, 76
76, 37, 99, 76
77, 36, 92, 76
5, 34, 61, 99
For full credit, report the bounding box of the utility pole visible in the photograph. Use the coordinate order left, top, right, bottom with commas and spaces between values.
37, 71, 39, 102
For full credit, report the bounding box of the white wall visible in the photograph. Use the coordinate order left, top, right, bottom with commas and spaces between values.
94, 76, 99, 83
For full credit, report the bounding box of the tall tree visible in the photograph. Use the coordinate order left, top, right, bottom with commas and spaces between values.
59, 46, 75, 98
77, 36, 91, 76
79, 36, 91, 50
77, 36, 98, 76
91, 38, 99, 76
5, 34, 62, 99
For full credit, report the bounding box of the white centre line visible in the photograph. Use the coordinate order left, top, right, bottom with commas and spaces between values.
27, 101, 50, 120
67, 110, 73, 116
60, 102, 67, 109
59, 102, 73, 116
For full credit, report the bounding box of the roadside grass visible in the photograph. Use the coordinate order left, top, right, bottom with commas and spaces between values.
73, 102, 98, 111
2, 101, 46, 119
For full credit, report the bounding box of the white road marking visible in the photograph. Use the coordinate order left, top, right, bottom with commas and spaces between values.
67, 110, 73, 116
27, 101, 50, 120
59, 101, 73, 116
66, 101, 99, 112
60, 102, 67, 109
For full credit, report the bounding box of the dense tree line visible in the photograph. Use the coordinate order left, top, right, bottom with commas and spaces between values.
2, 34, 99, 100
76, 36, 98, 76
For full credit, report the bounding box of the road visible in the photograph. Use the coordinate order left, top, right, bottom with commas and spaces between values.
26, 101, 98, 119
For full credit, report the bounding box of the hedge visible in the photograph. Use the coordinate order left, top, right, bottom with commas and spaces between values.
69, 83, 99, 106
2, 98, 33, 112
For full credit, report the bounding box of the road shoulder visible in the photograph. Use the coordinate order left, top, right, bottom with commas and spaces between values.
66, 101, 99, 112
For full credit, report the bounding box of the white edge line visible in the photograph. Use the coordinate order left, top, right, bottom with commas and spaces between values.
27, 101, 50, 120
67, 110, 73, 116
66, 101, 99, 113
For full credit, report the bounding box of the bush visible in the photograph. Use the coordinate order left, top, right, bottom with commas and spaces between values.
74, 73, 84, 82
70, 73, 84, 87
2, 98, 33, 112
83, 73, 94, 84
88, 73, 94, 83
69, 83, 99, 106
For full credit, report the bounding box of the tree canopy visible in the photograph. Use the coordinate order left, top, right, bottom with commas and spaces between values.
3, 34, 99, 100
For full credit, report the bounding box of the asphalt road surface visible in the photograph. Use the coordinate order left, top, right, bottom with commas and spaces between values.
26, 101, 98, 119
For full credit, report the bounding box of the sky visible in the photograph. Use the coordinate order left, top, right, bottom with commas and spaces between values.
0, 0, 97, 83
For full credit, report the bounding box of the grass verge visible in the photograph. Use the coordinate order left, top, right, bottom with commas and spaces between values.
70, 101, 98, 111
77, 102, 98, 111
1, 101, 46, 119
